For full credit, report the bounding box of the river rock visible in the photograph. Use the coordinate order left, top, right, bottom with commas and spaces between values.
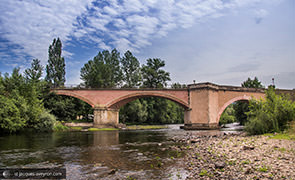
243, 145, 255, 150
215, 162, 226, 169
190, 139, 201, 143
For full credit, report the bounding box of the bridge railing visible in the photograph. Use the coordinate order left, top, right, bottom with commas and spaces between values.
52, 83, 188, 90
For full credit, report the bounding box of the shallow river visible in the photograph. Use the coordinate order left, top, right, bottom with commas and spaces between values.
0, 124, 238, 179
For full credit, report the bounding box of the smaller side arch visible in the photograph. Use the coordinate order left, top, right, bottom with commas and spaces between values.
52, 90, 95, 108
107, 92, 190, 109
217, 95, 252, 123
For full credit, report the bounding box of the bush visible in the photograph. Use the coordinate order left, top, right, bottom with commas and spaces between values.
245, 88, 295, 135
33, 111, 57, 132
53, 121, 69, 131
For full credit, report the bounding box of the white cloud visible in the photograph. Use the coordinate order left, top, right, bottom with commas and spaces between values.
1, 0, 273, 66
0, 0, 93, 65
254, 9, 269, 23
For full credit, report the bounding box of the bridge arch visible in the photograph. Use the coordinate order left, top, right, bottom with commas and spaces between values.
217, 95, 252, 123
53, 90, 95, 108
107, 92, 190, 109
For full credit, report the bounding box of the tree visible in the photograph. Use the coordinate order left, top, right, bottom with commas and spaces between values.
234, 77, 264, 125
25, 59, 43, 83
121, 50, 141, 88
45, 38, 66, 87
141, 58, 171, 88
171, 83, 187, 89
80, 49, 122, 88
242, 77, 264, 88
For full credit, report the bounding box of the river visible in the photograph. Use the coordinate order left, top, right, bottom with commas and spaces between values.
0, 124, 239, 179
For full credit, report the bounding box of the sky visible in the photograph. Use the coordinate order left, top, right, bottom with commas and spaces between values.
0, 0, 294, 89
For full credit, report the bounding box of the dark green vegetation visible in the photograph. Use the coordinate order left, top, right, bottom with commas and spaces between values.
0, 63, 56, 133
45, 38, 66, 87
245, 87, 295, 135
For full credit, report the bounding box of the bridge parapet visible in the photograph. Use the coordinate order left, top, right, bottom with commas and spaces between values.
188, 82, 265, 93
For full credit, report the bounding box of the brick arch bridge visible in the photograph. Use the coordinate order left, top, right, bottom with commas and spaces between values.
52, 82, 272, 129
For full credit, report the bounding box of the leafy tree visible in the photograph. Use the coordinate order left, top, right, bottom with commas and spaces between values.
0, 67, 55, 133
0, 73, 4, 95
45, 38, 66, 87
171, 83, 187, 89
120, 99, 148, 124
242, 77, 264, 88
245, 88, 295, 135
24, 59, 43, 83
219, 104, 236, 125
234, 77, 264, 125
0, 95, 26, 133
121, 50, 142, 88
141, 58, 171, 88
80, 49, 122, 88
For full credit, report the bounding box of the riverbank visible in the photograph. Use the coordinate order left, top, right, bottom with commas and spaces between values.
175, 132, 295, 179
66, 124, 168, 131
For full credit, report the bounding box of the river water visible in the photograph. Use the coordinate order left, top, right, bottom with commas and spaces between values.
0, 124, 239, 179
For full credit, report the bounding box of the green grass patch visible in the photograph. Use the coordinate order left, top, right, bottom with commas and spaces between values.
70, 126, 83, 131
88, 128, 118, 131
263, 133, 295, 141
258, 165, 268, 172
126, 125, 167, 130
199, 169, 213, 177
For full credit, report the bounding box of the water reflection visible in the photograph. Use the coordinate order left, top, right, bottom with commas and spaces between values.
0, 129, 187, 179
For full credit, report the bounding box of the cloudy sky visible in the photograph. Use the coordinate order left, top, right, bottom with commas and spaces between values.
0, 0, 294, 89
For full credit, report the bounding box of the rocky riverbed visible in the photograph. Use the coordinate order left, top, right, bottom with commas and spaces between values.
174, 132, 295, 179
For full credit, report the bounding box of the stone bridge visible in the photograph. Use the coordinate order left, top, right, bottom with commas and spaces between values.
52, 82, 291, 130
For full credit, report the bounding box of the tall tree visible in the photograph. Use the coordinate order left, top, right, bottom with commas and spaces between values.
141, 58, 171, 88
80, 49, 122, 88
121, 50, 141, 88
45, 38, 66, 87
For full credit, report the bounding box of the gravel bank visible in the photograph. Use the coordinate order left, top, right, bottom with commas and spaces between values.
177, 133, 295, 179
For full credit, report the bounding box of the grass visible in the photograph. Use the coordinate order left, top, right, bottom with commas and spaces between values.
126, 125, 168, 130
258, 165, 269, 172
70, 126, 83, 131
199, 169, 213, 177
263, 132, 295, 141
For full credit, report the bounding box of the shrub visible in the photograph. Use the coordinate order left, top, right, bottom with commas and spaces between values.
33, 111, 57, 132
245, 88, 295, 135
53, 121, 69, 131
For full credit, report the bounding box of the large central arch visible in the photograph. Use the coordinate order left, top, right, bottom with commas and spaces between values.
217, 95, 252, 123
107, 91, 190, 109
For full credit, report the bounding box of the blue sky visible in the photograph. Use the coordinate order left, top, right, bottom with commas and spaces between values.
0, 0, 294, 89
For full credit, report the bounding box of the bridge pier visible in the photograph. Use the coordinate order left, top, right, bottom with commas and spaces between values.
183, 83, 220, 130
93, 108, 119, 128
